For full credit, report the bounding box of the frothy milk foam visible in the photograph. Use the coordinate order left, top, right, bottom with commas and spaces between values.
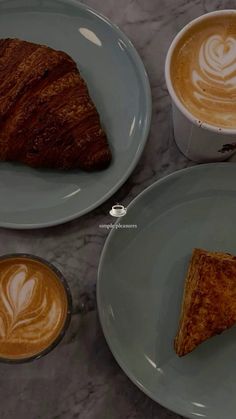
0, 258, 68, 360
171, 14, 236, 128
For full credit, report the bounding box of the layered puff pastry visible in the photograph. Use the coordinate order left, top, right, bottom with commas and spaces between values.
0, 38, 111, 170
175, 248, 236, 356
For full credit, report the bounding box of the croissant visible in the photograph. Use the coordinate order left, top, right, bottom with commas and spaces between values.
0, 38, 111, 170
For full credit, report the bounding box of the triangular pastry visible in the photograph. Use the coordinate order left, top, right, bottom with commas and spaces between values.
175, 248, 236, 356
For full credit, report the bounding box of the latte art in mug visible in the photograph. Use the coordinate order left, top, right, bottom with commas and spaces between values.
171, 15, 236, 128
0, 257, 69, 360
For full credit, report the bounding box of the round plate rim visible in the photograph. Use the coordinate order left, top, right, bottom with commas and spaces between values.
0, 0, 152, 229
97, 162, 236, 419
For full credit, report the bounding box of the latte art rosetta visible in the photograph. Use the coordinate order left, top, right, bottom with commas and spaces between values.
0, 265, 59, 343
199, 35, 236, 81
171, 16, 236, 128
0, 259, 68, 360
192, 35, 236, 108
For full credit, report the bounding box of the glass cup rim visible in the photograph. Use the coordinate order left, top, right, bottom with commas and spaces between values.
0, 253, 72, 364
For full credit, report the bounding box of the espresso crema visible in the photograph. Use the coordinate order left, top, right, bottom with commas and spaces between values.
0, 257, 68, 360
171, 14, 236, 128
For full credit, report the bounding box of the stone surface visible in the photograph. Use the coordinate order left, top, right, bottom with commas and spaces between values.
1, 0, 235, 418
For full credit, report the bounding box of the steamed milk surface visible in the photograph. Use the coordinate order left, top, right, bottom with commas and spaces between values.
0, 258, 68, 359
171, 15, 236, 128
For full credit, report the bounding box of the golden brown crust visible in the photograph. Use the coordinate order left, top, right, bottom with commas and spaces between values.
175, 248, 236, 356
0, 38, 111, 170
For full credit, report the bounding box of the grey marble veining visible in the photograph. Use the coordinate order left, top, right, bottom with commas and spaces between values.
1, 0, 236, 418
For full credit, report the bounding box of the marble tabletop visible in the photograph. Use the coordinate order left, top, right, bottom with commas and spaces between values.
1, 0, 236, 418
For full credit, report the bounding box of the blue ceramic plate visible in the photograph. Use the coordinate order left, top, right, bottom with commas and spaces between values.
0, 0, 151, 228
98, 163, 236, 419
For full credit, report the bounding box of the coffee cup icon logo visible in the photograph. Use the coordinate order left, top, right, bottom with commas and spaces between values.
109, 204, 127, 217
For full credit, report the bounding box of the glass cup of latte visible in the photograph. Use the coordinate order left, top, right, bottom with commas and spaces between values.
0, 254, 72, 363
165, 10, 236, 162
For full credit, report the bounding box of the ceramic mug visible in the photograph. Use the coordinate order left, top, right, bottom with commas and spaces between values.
165, 10, 236, 162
